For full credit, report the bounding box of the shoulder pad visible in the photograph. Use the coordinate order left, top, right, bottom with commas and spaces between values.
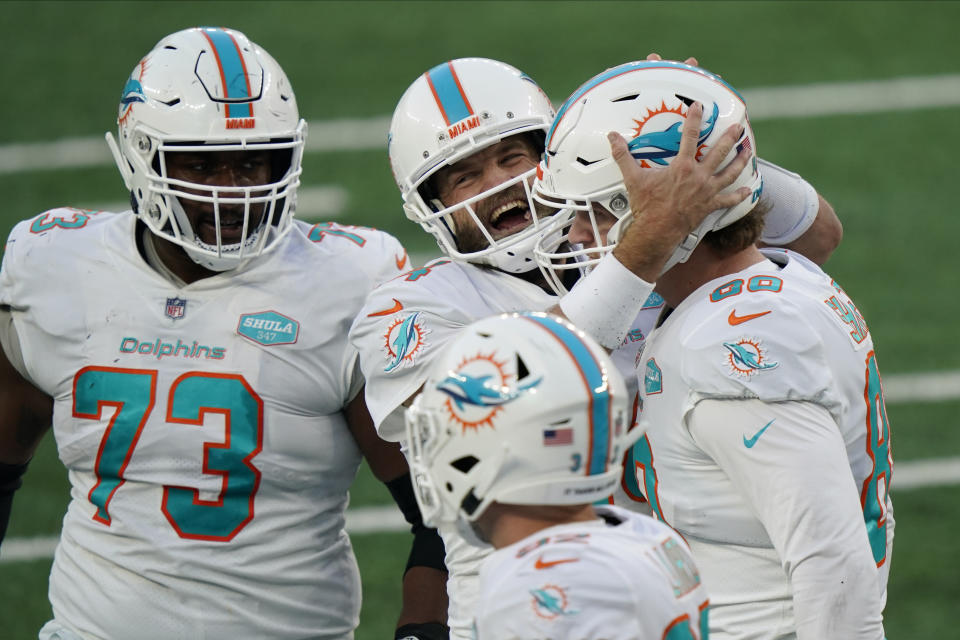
679, 296, 835, 404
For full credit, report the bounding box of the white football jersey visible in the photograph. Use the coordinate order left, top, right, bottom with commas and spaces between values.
0, 209, 405, 639
475, 505, 710, 639
349, 258, 658, 440
632, 249, 892, 639
349, 259, 661, 638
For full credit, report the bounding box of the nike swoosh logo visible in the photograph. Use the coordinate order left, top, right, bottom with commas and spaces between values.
395, 250, 408, 271
534, 555, 580, 570
367, 298, 404, 317
743, 419, 775, 448
728, 309, 771, 326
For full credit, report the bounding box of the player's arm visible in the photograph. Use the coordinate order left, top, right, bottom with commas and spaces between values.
0, 308, 54, 547
757, 158, 842, 265
344, 389, 450, 640
553, 105, 749, 348
689, 398, 885, 639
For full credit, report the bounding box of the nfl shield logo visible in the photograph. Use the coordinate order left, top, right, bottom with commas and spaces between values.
165, 297, 186, 320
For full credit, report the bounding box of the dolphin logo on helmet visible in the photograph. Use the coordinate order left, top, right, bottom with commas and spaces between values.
627, 102, 718, 165
436, 372, 542, 410
120, 77, 146, 108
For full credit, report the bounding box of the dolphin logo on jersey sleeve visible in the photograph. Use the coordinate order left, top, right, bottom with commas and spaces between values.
530, 585, 578, 619
384, 312, 424, 373
724, 338, 779, 377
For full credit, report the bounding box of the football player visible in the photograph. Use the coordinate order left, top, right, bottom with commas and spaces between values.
349, 56, 839, 637
405, 312, 712, 639
533, 60, 892, 639
0, 27, 447, 640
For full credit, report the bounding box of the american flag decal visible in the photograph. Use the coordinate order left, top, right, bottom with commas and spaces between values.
543, 427, 573, 446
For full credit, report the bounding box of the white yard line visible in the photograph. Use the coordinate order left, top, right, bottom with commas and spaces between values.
2, 74, 959, 175
892, 457, 960, 490
744, 73, 960, 120
3, 453, 959, 564
880, 369, 960, 403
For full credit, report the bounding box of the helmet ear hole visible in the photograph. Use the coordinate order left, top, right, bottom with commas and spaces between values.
516, 354, 530, 380
451, 456, 480, 474
460, 490, 481, 516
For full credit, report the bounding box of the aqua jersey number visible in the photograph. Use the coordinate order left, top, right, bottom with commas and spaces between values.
74, 367, 264, 541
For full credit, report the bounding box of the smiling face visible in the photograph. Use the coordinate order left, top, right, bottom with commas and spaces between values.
164, 149, 273, 246
430, 134, 553, 253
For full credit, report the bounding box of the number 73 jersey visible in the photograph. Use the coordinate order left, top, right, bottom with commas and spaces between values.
0, 210, 405, 639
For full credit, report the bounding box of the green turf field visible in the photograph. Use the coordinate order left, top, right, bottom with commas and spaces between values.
2, 1, 959, 637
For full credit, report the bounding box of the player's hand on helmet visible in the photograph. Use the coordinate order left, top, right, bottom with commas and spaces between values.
645, 52, 699, 66
608, 101, 751, 280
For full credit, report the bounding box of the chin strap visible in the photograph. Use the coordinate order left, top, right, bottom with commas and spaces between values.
140, 228, 189, 287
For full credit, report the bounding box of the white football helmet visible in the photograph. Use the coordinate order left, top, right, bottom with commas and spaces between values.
388, 58, 558, 273
404, 312, 637, 542
106, 27, 306, 271
533, 60, 763, 294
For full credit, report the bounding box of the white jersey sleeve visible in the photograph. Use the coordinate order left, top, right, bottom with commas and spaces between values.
688, 398, 885, 640
299, 220, 409, 402
679, 291, 842, 409
475, 506, 711, 640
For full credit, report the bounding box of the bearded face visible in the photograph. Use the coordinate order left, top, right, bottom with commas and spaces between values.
431, 135, 554, 253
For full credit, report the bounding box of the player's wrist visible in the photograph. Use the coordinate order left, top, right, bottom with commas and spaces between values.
757, 159, 818, 245
559, 251, 654, 349
395, 621, 450, 640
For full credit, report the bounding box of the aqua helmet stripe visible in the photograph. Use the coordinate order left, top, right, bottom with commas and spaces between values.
522, 314, 611, 476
